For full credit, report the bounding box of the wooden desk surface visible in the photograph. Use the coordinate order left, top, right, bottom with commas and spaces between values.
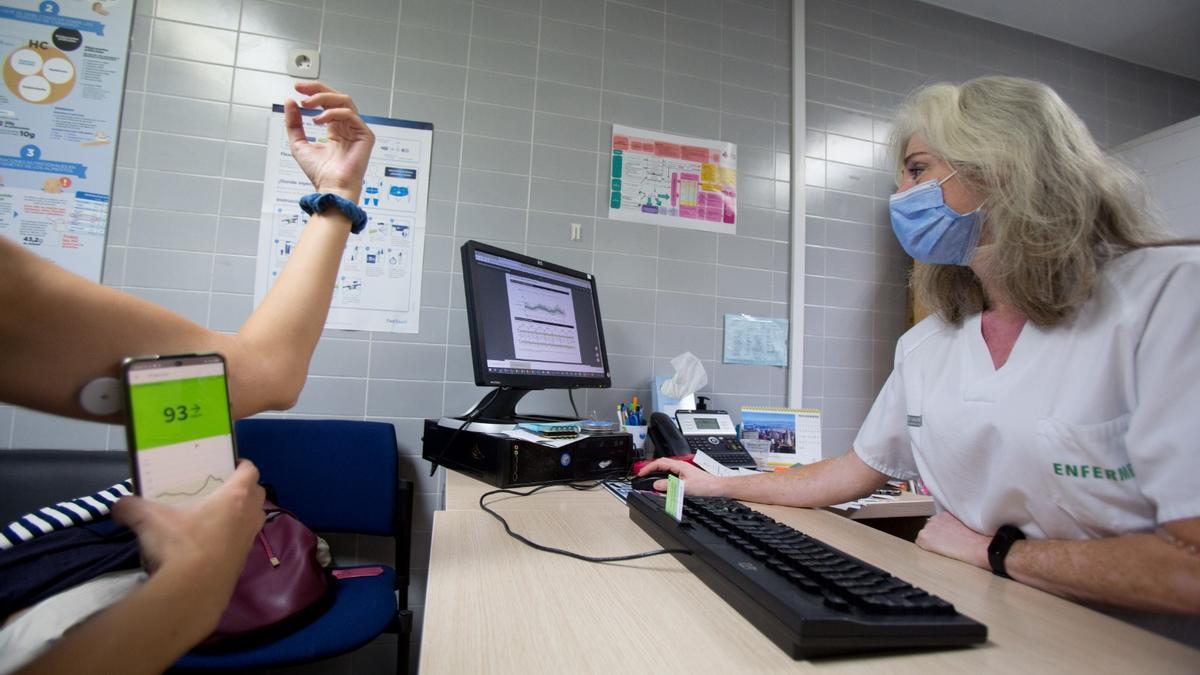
422, 473, 1200, 673
445, 472, 936, 519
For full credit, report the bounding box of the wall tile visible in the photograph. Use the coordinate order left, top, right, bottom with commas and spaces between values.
659, 258, 715, 294
241, 0, 321, 41
458, 169, 529, 209
155, 0, 241, 30
146, 57, 233, 101
472, 5, 539, 45
529, 177, 595, 216
604, 61, 665, 99
326, 12, 400, 53
531, 145, 597, 184
467, 70, 536, 108
129, 209, 219, 251
12, 409, 112, 450
470, 38, 538, 78
461, 135, 532, 174
533, 112, 600, 151
540, 18, 603, 57
542, 0, 606, 27
321, 47, 395, 88
400, 0, 471, 33
655, 291, 715, 326
607, 3, 665, 39
464, 102, 533, 141
151, 20, 238, 65
455, 203, 527, 242
661, 102, 720, 138
394, 58, 467, 98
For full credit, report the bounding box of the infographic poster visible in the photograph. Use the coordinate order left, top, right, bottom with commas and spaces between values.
608, 124, 737, 235
254, 105, 431, 333
0, 0, 134, 281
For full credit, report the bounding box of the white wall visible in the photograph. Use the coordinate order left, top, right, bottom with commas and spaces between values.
1117, 116, 1200, 238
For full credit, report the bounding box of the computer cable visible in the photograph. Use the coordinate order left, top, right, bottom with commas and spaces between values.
428, 387, 504, 477
478, 478, 692, 563
567, 388, 580, 418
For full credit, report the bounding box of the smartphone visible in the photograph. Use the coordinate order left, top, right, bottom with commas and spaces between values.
122, 353, 237, 505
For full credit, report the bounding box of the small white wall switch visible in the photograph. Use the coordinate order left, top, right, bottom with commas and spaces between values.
287, 48, 320, 78
570, 222, 582, 241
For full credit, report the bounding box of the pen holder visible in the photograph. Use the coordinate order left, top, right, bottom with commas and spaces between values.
622, 424, 648, 453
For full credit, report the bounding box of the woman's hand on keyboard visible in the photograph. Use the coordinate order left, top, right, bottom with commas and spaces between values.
636, 458, 726, 496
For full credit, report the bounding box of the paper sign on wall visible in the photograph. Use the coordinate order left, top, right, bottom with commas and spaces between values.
608, 124, 737, 234
0, 1, 134, 281
254, 105, 432, 333
723, 314, 788, 366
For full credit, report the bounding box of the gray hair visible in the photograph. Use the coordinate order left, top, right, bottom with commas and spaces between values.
890, 76, 1169, 326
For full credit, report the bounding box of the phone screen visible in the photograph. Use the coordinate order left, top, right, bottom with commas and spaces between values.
124, 354, 237, 505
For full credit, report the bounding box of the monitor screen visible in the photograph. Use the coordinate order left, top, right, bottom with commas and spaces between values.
461, 241, 611, 390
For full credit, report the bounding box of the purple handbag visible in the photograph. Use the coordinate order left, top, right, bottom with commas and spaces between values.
203, 502, 330, 645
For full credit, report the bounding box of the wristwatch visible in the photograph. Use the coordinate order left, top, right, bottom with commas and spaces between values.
298, 192, 367, 234
987, 525, 1026, 579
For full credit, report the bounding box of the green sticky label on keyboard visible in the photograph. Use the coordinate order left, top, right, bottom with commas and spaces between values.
665, 474, 684, 522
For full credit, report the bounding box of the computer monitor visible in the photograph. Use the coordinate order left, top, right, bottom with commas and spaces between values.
458, 240, 611, 425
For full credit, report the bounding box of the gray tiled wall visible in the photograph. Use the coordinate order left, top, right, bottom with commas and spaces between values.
801, 0, 1200, 454
1, 0, 790, 671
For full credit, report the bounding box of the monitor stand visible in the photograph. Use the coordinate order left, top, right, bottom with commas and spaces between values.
437, 387, 578, 433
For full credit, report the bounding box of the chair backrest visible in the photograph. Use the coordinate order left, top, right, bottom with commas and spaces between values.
0, 450, 129, 525
235, 419, 401, 536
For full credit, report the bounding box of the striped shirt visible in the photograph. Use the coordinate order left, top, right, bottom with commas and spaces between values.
0, 480, 133, 551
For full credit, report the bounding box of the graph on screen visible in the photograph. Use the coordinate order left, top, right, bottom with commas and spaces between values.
137, 435, 235, 506
506, 275, 582, 364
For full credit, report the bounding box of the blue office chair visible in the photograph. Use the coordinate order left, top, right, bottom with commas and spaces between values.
174, 418, 414, 673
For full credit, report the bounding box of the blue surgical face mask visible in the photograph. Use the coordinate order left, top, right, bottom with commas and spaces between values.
888, 170, 982, 266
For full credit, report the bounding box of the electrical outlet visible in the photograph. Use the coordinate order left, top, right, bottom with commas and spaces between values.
570, 222, 582, 241
287, 49, 320, 78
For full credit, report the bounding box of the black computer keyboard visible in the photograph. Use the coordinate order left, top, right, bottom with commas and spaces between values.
627, 492, 987, 659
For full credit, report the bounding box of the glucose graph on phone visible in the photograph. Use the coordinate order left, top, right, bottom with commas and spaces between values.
127, 359, 236, 505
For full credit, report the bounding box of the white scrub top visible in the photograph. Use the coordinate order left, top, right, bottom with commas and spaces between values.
854, 245, 1200, 540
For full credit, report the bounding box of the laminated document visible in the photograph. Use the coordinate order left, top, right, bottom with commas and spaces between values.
608, 124, 737, 234
0, 1, 135, 281
255, 106, 432, 333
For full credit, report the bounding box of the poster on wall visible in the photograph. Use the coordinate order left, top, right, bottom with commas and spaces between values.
608, 124, 737, 235
0, 0, 134, 281
254, 105, 431, 333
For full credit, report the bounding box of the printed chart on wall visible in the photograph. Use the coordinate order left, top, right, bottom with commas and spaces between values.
0, 0, 134, 281
608, 124, 737, 235
255, 105, 431, 333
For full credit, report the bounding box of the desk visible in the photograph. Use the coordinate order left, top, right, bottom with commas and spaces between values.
422, 474, 1200, 673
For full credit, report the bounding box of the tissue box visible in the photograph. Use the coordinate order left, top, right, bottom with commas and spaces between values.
651, 376, 695, 416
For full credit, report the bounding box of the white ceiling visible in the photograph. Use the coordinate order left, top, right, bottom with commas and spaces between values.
919, 0, 1200, 81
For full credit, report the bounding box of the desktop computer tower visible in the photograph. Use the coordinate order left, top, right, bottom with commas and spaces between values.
422, 419, 633, 488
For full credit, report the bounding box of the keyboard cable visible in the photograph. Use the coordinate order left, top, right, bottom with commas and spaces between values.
478, 479, 692, 563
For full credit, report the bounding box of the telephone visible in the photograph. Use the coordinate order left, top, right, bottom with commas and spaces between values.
647, 411, 689, 457
648, 410, 758, 469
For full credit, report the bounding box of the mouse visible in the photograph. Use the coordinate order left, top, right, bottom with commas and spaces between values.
630, 471, 673, 492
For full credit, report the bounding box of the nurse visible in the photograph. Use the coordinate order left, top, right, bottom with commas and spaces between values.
638, 76, 1200, 620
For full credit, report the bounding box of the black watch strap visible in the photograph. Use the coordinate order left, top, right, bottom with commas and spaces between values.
987, 525, 1026, 578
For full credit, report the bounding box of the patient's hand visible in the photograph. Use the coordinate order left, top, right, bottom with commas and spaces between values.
284, 81, 375, 203
113, 461, 266, 598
